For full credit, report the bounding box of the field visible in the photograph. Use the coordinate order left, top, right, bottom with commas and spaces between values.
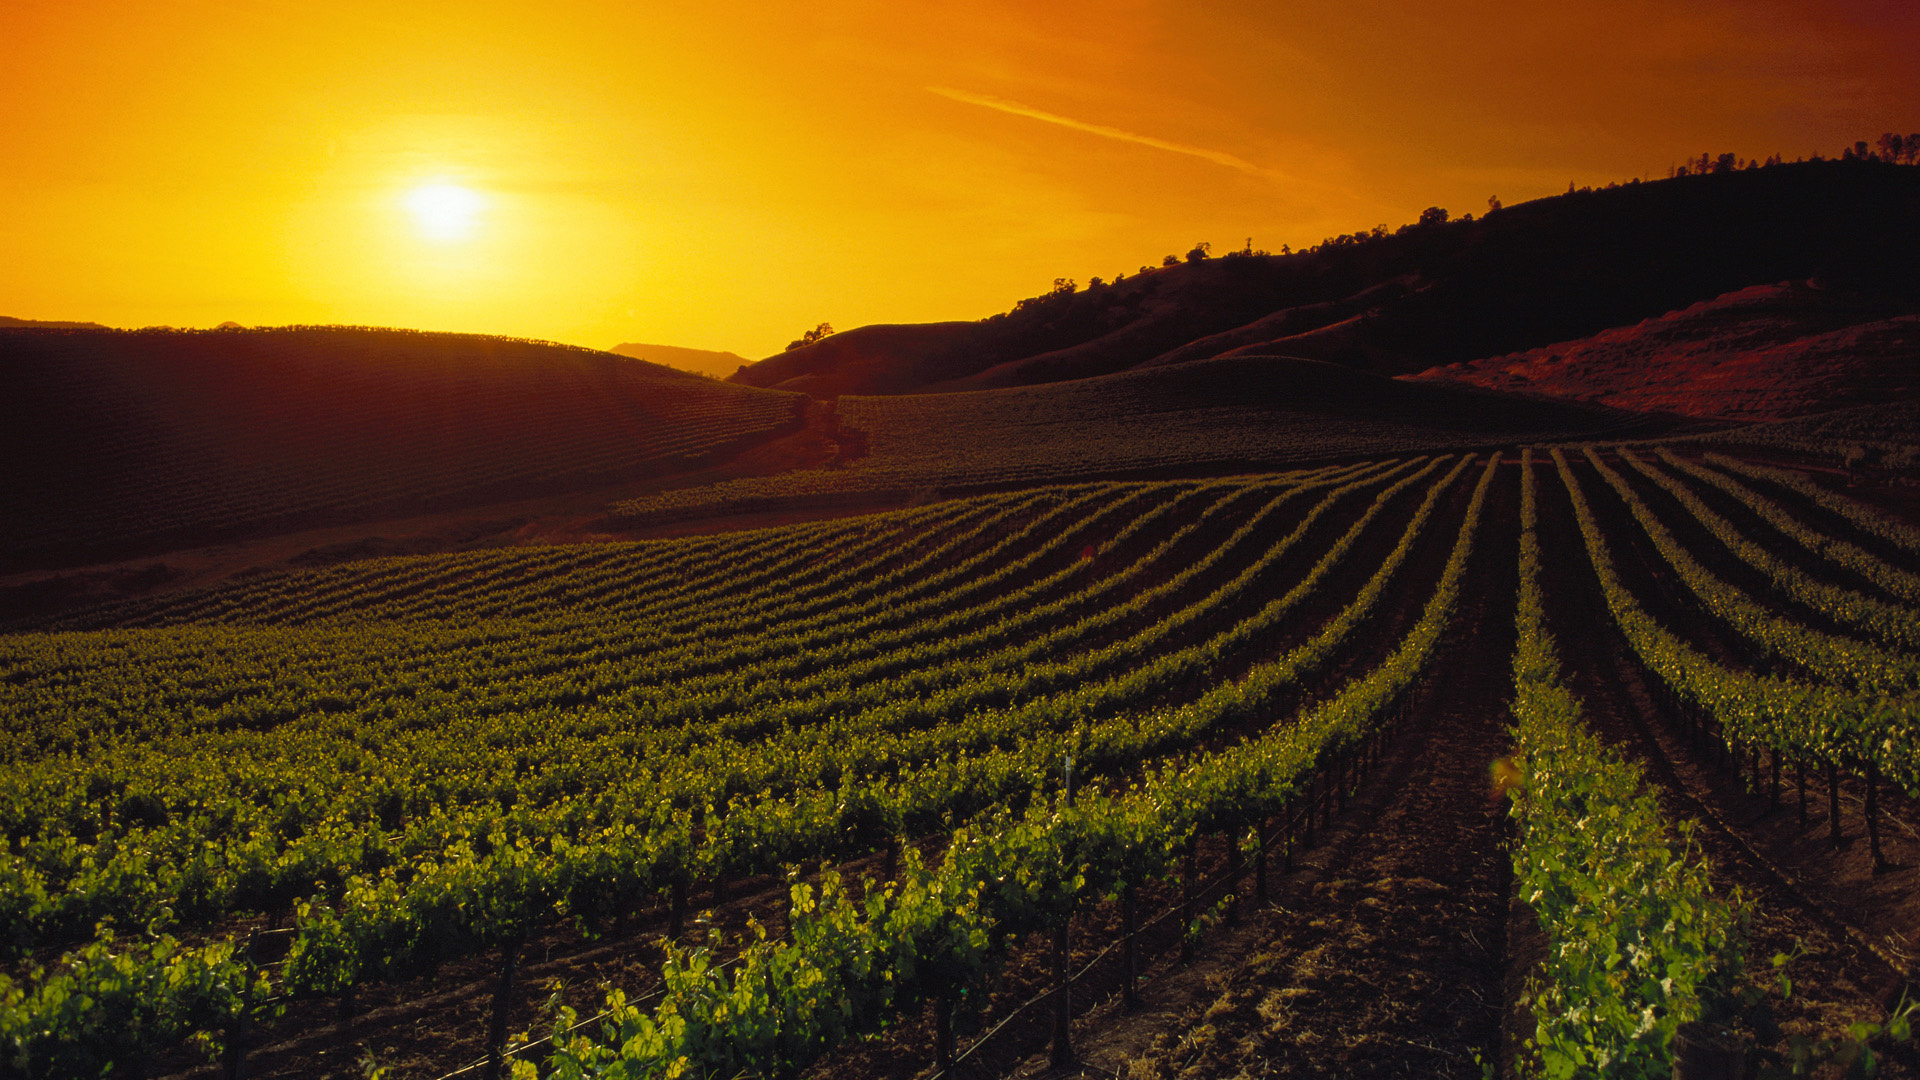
610, 356, 1664, 522
0, 327, 804, 571
3, 444, 1916, 1080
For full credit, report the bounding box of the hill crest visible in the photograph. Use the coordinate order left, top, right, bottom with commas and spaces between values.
1408, 280, 1920, 421
730, 160, 1920, 416
0, 325, 803, 571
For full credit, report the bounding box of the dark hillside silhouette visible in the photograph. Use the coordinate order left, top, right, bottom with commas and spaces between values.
0, 326, 803, 571
0, 315, 109, 329
730, 161, 1920, 399
1409, 280, 1920, 420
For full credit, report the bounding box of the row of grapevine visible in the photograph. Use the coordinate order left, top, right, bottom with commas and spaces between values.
1579, 447, 1920, 695
0, 459, 1466, 1073
1549, 448, 1918, 796
0, 487, 1192, 955
1616, 448, 1920, 649
4, 488, 1113, 760
524, 453, 1500, 1078
1703, 453, 1920, 557
1654, 449, 1920, 606
259, 457, 1466, 995
99, 487, 1040, 630
1506, 449, 1747, 1078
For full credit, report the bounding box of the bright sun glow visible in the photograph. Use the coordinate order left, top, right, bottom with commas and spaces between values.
402, 182, 486, 241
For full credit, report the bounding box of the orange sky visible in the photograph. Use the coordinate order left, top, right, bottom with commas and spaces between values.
2, 0, 1915, 359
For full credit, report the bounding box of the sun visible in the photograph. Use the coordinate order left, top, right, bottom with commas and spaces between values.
402, 182, 486, 242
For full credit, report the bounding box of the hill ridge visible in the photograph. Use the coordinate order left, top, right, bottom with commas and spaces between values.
731, 160, 1920, 409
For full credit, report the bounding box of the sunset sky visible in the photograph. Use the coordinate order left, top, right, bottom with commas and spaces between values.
2, 1, 1915, 359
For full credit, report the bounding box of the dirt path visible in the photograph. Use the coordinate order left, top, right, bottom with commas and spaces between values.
1532, 455, 1918, 1075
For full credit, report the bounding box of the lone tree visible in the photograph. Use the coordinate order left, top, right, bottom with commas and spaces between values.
786, 322, 834, 351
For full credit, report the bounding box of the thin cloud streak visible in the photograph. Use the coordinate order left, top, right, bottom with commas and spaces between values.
928, 86, 1273, 177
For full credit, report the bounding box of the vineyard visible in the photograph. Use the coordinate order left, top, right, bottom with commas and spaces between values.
1, 446, 1917, 1079
608, 357, 1659, 523
0, 326, 804, 569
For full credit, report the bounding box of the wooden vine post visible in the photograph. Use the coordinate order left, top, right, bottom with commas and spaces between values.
1254, 816, 1269, 904
1865, 752, 1886, 873
222, 930, 261, 1080
667, 876, 689, 941
1049, 919, 1073, 1069
482, 938, 523, 1080
1828, 762, 1844, 849
934, 996, 955, 1072
1179, 834, 1198, 963
1225, 829, 1243, 925
1049, 749, 1076, 1068
1672, 1021, 1746, 1080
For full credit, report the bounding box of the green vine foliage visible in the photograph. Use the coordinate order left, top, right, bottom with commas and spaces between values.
1656, 449, 1920, 609
1551, 449, 1919, 794
0, 931, 265, 1077
527, 454, 1501, 1077
1613, 447, 1920, 663
1508, 449, 1748, 1079
1702, 453, 1920, 558
2, 455, 1504, 1071
1589, 447, 1919, 694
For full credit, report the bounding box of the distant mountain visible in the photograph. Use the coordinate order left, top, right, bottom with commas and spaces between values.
729, 161, 1920, 416
609, 341, 751, 379
0, 326, 802, 571
1408, 281, 1920, 421
0, 315, 109, 329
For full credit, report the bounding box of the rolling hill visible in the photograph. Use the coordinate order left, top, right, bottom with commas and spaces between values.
0, 315, 110, 329
1407, 280, 1920, 421
730, 160, 1920, 412
611, 354, 1672, 521
0, 325, 804, 571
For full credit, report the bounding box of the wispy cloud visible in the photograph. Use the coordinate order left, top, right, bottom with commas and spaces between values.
927, 86, 1269, 176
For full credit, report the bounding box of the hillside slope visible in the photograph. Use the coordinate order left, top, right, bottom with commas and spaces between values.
0, 326, 804, 570
1407, 281, 1920, 420
615, 354, 1671, 520
731, 161, 1920, 404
